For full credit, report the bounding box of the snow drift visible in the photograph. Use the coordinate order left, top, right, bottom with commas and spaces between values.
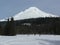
0, 35, 60, 45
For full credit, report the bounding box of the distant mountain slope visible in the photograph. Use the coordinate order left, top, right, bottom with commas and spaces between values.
14, 7, 58, 20
0, 7, 58, 21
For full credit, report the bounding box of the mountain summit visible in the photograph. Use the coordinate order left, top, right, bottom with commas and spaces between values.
0, 7, 58, 21
14, 7, 58, 20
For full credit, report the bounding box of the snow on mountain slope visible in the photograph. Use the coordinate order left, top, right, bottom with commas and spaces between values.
0, 19, 6, 21
0, 7, 59, 21
14, 7, 58, 20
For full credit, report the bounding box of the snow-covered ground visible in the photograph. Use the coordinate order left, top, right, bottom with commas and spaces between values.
0, 34, 60, 45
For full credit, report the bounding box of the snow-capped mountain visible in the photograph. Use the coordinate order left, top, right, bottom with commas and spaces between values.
14, 7, 58, 20
0, 7, 59, 21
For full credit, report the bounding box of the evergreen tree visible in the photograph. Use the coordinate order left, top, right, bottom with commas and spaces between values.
0, 25, 3, 35
9, 17, 16, 35
4, 17, 16, 36
4, 18, 10, 35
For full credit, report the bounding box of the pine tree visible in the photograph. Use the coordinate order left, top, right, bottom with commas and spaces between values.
9, 17, 16, 36
4, 17, 16, 36
4, 18, 10, 35
0, 25, 3, 35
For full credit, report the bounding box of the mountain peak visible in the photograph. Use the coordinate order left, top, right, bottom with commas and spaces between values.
27, 7, 39, 11
24, 7, 42, 13
27, 7, 38, 9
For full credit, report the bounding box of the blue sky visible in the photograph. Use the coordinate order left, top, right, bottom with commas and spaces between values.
0, 0, 60, 19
